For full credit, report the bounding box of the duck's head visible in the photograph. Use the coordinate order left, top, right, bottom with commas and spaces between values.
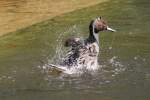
90, 17, 116, 33
89, 17, 116, 44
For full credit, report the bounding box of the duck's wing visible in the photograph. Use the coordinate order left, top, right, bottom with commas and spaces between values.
64, 38, 83, 47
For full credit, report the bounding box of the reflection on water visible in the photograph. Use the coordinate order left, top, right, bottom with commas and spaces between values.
0, 0, 107, 36
0, 0, 150, 100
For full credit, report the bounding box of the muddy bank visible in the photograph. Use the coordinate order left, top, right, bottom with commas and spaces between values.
0, 0, 108, 36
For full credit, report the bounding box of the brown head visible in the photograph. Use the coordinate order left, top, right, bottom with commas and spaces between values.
90, 17, 116, 33
88, 17, 116, 44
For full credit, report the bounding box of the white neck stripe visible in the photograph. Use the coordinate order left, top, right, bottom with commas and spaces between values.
92, 20, 99, 45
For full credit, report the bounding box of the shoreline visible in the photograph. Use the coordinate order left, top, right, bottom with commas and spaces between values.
0, 0, 109, 37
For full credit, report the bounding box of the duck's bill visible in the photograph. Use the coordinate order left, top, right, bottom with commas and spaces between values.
107, 26, 116, 32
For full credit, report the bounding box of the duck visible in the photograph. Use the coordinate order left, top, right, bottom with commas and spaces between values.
62, 17, 116, 71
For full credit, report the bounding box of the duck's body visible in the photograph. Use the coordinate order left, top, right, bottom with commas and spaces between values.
63, 40, 99, 70
62, 17, 116, 71
77, 42, 99, 70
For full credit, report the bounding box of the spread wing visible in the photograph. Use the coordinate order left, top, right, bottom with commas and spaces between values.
64, 38, 83, 47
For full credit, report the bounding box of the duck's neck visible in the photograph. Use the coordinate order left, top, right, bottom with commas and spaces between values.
87, 21, 99, 45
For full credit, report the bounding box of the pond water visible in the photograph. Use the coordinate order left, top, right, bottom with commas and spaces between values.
0, 0, 150, 100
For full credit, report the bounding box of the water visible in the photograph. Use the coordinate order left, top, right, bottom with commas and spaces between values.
0, 0, 150, 100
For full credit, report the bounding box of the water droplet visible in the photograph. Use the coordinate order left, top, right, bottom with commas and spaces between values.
134, 56, 138, 60
109, 46, 112, 50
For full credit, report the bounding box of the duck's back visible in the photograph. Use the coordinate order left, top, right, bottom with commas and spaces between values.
76, 42, 99, 70
63, 41, 99, 70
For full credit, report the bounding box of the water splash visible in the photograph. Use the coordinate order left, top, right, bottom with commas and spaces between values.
39, 25, 88, 74
38, 25, 126, 76
108, 56, 126, 76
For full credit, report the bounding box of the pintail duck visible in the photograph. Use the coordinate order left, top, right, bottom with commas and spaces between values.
63, 17, 116, 70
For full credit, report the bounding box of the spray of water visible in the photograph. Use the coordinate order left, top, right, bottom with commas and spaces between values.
38, 25, 126, 75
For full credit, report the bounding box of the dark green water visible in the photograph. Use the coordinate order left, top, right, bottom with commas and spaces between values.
0, 0, 150, 100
